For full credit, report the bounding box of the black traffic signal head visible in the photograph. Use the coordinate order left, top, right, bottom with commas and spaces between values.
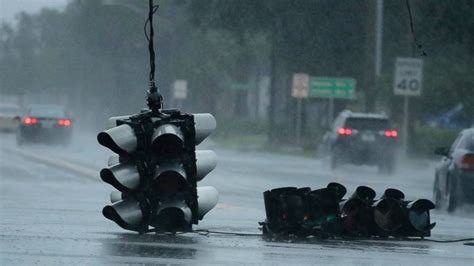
261, 184, 437, 239
371, 188, 405, 235
340, 186, 376, 236
398, 199, 436, 236
263, 187, 297, 232
305, 185, 344, 235
372, 198, 404, 234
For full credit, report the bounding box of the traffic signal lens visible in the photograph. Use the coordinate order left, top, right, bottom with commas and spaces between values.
280, 193, 305, 222
155, 171, 187, 197
408, 211, 430, 231
373, 199, 404, 232
154, 207, 188, 232
152, 134, 184, 156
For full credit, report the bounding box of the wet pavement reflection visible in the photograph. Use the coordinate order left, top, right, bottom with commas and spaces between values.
101, 233, 199, 259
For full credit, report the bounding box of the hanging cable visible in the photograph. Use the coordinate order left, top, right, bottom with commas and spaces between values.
405, 0, 427, 57
146, 2, 159, 86
144, 227, 473, 245
145, 0, 163, 112
193, 229, 263, 237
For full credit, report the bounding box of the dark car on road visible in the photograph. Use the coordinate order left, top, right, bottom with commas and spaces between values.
16, 104, 73, 145
433, 128, 474, 212
320, 110, 398, 173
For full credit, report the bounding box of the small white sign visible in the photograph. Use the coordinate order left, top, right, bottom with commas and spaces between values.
173, 80, 187, 99
394, 57, 423, 96
291, 73, 310, 98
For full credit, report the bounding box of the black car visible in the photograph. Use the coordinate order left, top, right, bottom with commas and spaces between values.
320, 110, 398, 173
433, 128, 474, 212
16, 104, 73, 145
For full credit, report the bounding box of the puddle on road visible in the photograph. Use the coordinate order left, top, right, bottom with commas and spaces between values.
101, 233, 199, 259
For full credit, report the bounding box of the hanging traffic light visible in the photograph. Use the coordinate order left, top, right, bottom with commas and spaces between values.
98, 110, 218, 233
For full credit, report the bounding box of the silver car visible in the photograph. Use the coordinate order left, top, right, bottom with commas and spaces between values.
433, 128, 474, 212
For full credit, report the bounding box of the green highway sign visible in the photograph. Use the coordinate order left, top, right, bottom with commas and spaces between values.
309, 77, 356, 99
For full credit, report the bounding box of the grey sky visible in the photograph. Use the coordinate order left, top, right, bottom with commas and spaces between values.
1, 0, 68, 24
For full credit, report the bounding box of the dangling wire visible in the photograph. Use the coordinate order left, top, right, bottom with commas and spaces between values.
406, 0, 427, 57
145, 2, 159, 88
145, 0, 163, 112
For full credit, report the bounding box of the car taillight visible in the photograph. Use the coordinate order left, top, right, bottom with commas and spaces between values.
58, 119, 72, 126
23, 117, 38, 125
384, 130, 398, 138
338, 128, 352, 136
460, 154, 474, 171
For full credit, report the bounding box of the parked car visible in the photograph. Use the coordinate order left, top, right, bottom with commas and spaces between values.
16, 104, 73, 145
320, 110, 398, 173
0, 103, 21, 132
433, 128, 474, 212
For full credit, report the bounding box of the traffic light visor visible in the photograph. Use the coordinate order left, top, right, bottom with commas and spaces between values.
100, 163, 141, 193
102, 198, 144, 231
151, 124, 184, 156
194, 113, 216, 145
98, 124, 137, 155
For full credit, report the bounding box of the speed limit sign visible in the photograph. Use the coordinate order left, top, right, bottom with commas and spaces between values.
393, 57, 423, 96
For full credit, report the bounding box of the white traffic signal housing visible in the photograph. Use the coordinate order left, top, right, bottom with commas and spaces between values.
98, 110, 218, 232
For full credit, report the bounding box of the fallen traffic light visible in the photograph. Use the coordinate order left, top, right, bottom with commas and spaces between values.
305, 183, 346, 236
397, 199, 436, 237
261, 183, 436, 239
340, 186, 376, 236
262, 187, 299, 235
371, 189, 405, 236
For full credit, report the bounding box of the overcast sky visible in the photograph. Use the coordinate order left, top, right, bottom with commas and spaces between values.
1, 0, 69, 24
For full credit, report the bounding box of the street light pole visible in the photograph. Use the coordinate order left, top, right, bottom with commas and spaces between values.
375, 0, 383, 78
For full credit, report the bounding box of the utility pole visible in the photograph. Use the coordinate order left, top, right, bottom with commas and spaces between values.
364, 0, 383, 112
375, 0, 383, 78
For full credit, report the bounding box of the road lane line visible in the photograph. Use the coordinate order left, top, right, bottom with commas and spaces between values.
7, 148, 99, 181
7, 148, 259, 212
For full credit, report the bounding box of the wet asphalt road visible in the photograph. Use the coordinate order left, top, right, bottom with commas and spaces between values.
0, 132, 473, 265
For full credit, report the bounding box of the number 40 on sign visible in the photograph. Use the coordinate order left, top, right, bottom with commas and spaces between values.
393, 57, 423, 97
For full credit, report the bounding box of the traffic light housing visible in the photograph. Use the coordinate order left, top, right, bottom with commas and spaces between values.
339, 186, 376, 236
261, 183, 436, 239
98, 109, 218, 233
